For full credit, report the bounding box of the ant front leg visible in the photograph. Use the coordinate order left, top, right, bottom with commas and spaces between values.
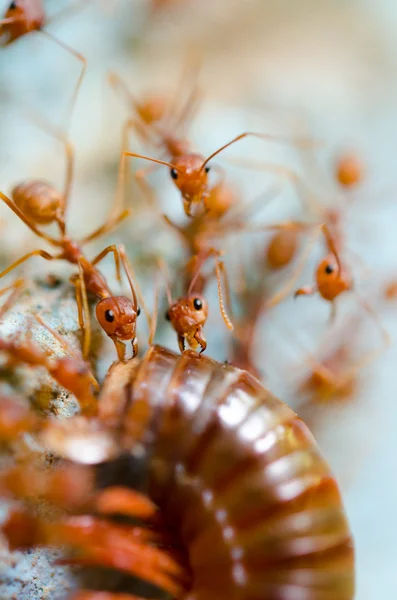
0, 249, 56, 280
91, 245, 122, 283
73, 260, 92, 361
79, 210, 130, 246
135, 163, 160, 208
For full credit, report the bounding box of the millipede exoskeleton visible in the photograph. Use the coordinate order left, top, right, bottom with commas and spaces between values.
1, 342, 355, 600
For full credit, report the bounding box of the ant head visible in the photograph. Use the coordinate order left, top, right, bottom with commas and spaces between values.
169, 154, 210, 213
166, 294, 208, 337
316, 254, 351, 301
96, 296, 140, 341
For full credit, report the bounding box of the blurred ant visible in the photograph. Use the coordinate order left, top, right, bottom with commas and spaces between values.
0, 294, 98, 414
160, 249, 233, 353
336, 153, 363, 188
0, 112, 147, 362
125, 127, 316, 217
108, 58, 201, 151
0, 0, 88, 129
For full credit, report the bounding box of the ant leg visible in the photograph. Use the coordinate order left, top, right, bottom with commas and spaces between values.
148, 273, 160, 346
91, 245, 122, 283
265, 226, 323, 309
0, 278, 24, 316
69, 593, 151, 600
225, 157, 322, 217
79, 210, 130, 246
0, 192, 61, 246
74, 260, 91, 361
214, 259, 234, 331
118, 246, 152, 332
215, 258, 234, 326
35, 315, 99, 392
162, 215, 189, 248
0, 250, 56, 280
19, 110, 75, 230
107, 118, 136, 221
135, 164, 160, 208
39, 30, 87, 134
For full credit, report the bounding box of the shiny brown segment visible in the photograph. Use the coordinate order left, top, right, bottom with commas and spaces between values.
124, 346, 355, 600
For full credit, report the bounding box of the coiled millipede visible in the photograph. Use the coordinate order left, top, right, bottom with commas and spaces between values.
1, 345, 355, 600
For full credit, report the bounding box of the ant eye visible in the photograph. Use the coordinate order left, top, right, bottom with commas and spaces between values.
193, 298, 203, 310
325, 264, 334, 275
105, 309, 115, 323
170, 168, 178, 180
204, 166, 211, 174
137, 307, 141, 316
165, 311, 171, 321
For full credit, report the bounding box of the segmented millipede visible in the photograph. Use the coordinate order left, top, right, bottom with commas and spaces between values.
96, 344, 355, 600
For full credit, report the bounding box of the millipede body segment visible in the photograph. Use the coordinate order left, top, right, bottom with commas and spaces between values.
101, 345, 355, 600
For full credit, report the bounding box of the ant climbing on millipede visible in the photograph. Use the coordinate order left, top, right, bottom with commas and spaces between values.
159, 248, 233, 353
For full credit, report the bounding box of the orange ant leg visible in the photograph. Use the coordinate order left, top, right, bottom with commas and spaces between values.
134, 163, 160, 207
91, 245, 122, 283
38, 29, 87, 133
265, 225, 323, 309
0, 192, 61, 246
19, 108, 75, 231
119, 246, 152, 336
95, 486, 157, 520
0, 278, 24, 315
0, 249, 56, 280
79, 209, 130, 246
214, 258, 234, 331
74, 259, 92, 361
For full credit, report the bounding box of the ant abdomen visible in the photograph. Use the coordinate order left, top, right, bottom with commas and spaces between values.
12, 180, 64, 226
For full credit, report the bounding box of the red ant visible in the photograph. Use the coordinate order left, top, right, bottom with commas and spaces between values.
124, 128, 317, 217
0, 114, 147, 362
0, 290, 98, 415
160, 249, 233, 353
108, 60, 201, 152
0, 1, 88, 129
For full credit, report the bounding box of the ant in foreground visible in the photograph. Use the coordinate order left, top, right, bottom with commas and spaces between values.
0, 112, 147, 362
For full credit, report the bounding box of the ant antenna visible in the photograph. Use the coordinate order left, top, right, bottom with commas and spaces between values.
119, 247, 152, 334
124, 151, 181, 174
215, 258, 234, 331
200, 131, 321, 171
